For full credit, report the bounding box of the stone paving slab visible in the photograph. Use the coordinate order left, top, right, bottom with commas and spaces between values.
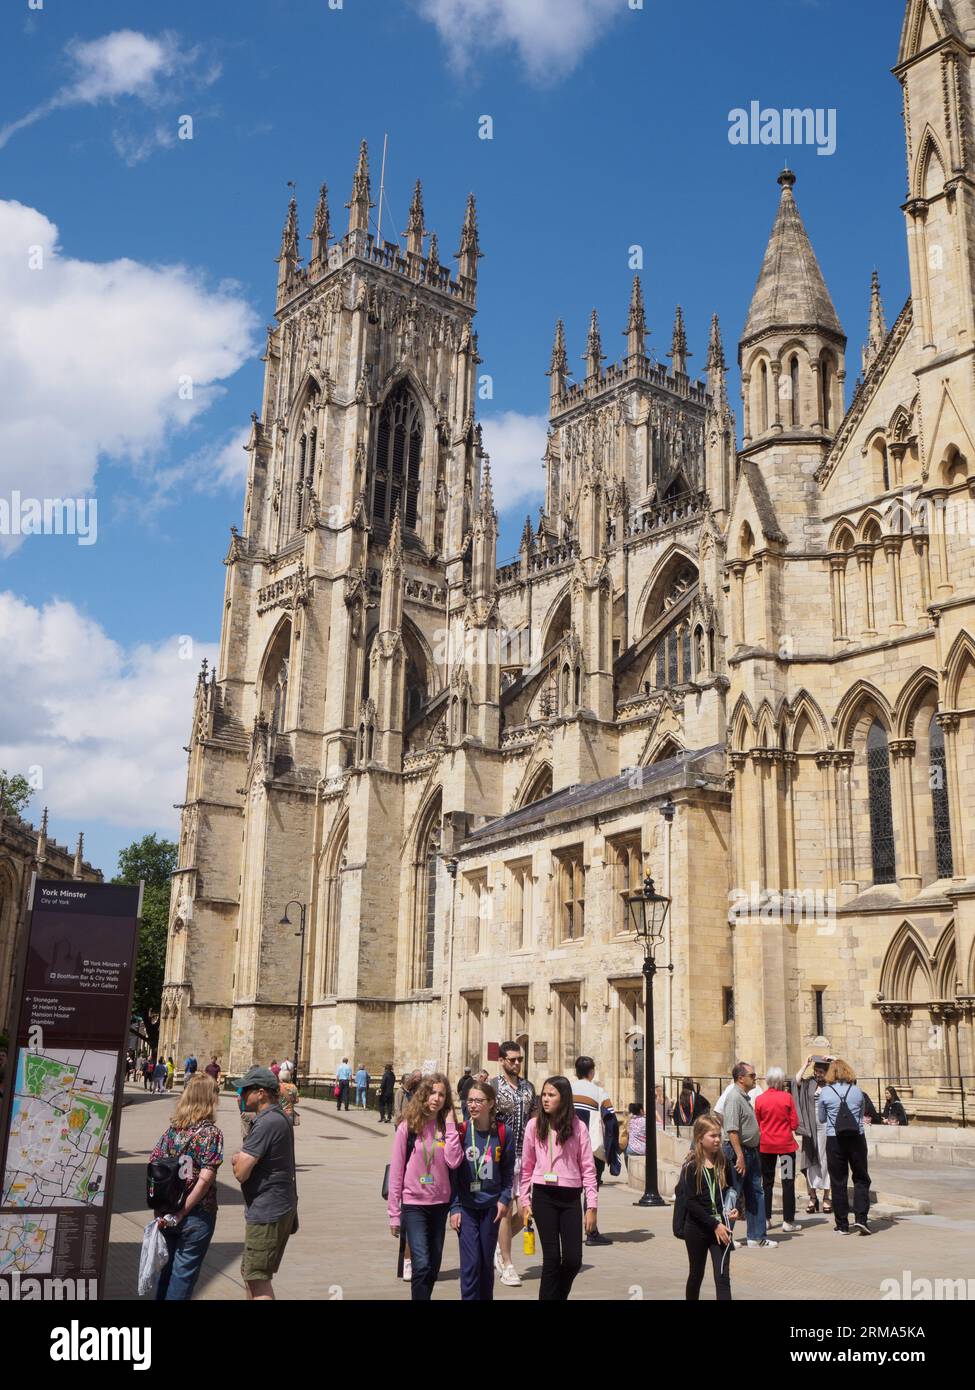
105, 1086, 975, 1301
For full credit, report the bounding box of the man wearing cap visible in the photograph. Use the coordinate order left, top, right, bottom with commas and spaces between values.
231, 1066, 298, 1299
794, 1054, 833, 1215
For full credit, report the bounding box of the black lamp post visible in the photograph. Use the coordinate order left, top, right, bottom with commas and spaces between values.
280, 900, 307, 1085
625, 869, 672, 1207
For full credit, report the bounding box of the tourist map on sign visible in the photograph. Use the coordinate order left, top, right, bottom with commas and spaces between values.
2, 1049, 117, 1208
0, 1214, 57, 1276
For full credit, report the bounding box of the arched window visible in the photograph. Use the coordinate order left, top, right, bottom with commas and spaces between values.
821, 355, 833, 431
867, 720, 896, 884
422, 830, 438, 988
929, 720, 954, 878
759, 362, 769, 433
270, 660, 289, 733
680, 627, 691, 683
655, 644, 665, 688
790, 356, 800, 427
373, 382, 423, 529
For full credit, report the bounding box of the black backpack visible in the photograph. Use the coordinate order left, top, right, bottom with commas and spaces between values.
146, 1128, 199, 1214
381, 1129, 417, 1200
828, 1084, 860, 1136
672, 1162, 690, 1239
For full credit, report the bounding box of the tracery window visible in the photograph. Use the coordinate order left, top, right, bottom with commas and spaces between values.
373, 382, 423, 528
867, 720, 896, 885
929, 720, 954, 879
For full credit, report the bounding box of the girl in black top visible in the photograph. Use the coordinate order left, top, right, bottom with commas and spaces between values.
882, 1087, 909, 1126
681, 1115, 738, 1301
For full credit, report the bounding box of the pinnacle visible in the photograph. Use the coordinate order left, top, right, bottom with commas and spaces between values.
743, 168, 843, 343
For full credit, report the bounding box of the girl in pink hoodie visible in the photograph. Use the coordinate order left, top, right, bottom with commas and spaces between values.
387, 1072, 463, 1300
520, 1075, 597, 1300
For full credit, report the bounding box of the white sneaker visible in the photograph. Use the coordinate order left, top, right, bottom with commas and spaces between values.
781, 1222, 802, 1233
402, 1258, 412, 1281
746, 1238, 778, 1248
500, 1263, 522, 1286
494, 1246, 505, 1276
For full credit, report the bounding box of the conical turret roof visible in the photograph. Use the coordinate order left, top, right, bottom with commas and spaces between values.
742, 170, 843, 345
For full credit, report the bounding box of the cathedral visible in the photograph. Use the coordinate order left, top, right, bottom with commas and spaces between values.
162, 1, 975, 1121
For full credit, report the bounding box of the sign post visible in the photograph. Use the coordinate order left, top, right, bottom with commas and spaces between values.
0, 877, 142, 1299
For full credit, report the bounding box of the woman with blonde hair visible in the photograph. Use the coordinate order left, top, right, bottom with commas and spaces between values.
677, 1115, 738, 1301
148, 1073, 224, 1300
387, 1072, 462, 1300
818, 1059, 872, 1235
277, 1064, 300, 1125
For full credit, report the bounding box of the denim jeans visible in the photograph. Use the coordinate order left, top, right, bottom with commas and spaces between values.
724, 1142, 766, 1242
156, 1209, 217, 1301
355, 1085, 366, 1107
400, 1203, 449, 1301
456, 1204, 501, 1300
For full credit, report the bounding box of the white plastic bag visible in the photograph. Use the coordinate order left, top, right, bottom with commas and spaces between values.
138, 1220, 170, 1297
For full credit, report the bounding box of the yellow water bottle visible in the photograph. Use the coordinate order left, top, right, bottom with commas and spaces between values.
522, 1218, 535, 1256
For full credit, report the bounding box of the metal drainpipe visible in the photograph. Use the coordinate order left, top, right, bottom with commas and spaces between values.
441, 856, 459, 1075
664, 805, 674, 1080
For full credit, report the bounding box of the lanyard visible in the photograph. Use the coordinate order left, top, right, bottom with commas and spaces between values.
548, 1131, 558, 1169
420, 1128, 437, 1176
470, 1126, 493, 1180
703, 1166, 719, 1218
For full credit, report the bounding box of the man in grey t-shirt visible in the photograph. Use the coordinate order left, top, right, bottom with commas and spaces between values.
232, 1066, 298, 1299
722, 1061, 775, 1249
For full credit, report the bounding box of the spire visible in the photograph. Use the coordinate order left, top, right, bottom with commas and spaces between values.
72, 832, 84, 880
584, 309, 605, 379
425, 232, 441, 284
346, 139, 374, 234
455, 193, 482, 287
520, 513, 534, 552
861, 269, 888, 375
742, 169, 843, 345
668, 306, 690, 375
706, 313, 729, 410
36, 807, 48, 863
624, 275, 647, 358
308, 183, 331, 269
379, 503, 403, 636
277, 190, 299, 265
406, 179, 426, 258
478, 459, 496, 526
547, 319, 570, 404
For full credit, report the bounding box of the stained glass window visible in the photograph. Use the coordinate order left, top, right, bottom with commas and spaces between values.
930, 720, 954, 879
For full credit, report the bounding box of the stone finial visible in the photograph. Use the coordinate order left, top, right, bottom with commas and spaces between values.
861, 270, 888, 375
36, 807, 49, 862
583, 308, 605, 379
308, 184, 331, 266
406, 179, 426, 258
455, 193, 482, 283
624, 275, 647, 356
668, 305, 690, 375
72, 832, 84, 880
346, 139, 374, 233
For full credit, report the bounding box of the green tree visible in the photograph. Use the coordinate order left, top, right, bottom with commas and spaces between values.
113, 834, 178, 1056
0, 771, 33, 818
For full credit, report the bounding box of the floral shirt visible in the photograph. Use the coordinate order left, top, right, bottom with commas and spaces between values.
492, 1073, 536, 1159
149, 1121, 224, 1214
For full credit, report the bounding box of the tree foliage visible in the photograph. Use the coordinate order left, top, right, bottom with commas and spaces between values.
0, 770, 33, 819
113, 834, 177, 1055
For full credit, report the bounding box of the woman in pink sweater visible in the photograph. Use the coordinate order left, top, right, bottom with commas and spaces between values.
387, 1072, 463, 1300
521, 1075, 597, 1300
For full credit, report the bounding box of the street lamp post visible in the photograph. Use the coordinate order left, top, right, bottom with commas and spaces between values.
280, 900, 307, 1085
624, 869, 673, 1207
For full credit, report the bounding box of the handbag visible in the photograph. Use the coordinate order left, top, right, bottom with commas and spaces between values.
382, 1129, 417, 1200
333, 1082, 341, 1098
588, 1108, 606, 1162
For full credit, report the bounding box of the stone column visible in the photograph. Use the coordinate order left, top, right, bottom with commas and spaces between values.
781, 751, 797, 891
937, 712, 965, 877
889, 737, 921, 898
855, 544, 876, 636
833, 751, 858, 901
730, 562, 746, 646
929, 489, 954, 597
816, 752, 837, 891
912, 530, 931, 613
884, 536, 906, 631
829, 556, 849, 640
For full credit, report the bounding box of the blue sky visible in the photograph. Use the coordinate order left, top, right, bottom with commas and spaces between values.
0, 0, 912, 877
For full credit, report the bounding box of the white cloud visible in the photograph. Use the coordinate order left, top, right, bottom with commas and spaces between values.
416, 0, 622, 81
0, 30, 220, 153
0, 198, 258, 553
151, 426, 252, 504
0, 591, 215, 831
480, 411, 548, 512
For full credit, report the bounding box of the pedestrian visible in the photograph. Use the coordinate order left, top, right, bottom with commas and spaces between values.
714, 1066, 762, 1120
335, 1057, 352, 1111
204, 1056, 221, 1084
148, 1074, 224, 1300
677, 1115, 737, 1301
672, 1078, 710, 1128
277, 1065, 300, 1126
231, 1066, 299, 1299
572, 1055, 614, 1246
142, 1057, 152, 1090
378, 1063, 396, 1124
721, 1061, 776, 1248
165, 1057, 176, 1091
387, 1072, 462, 1301
882, 1087, 909, 1126
449, 1080, 515, 1300
755, 1066, 803, 1234
793, 1054, 832, 1215
394, 1070, 420, 1124
476, 1069, 489, 1087
183, 1053, 198, 1087
269, 1060, 281, 1079
520, 1075, 597, 1301
125, 1050, 134, 1081
818, 1059, 872, 1235
355, 1062, 370, 1109
457, 1066, 475, 1121
153, 1058, 167, 1094
623, 1102, 646, 1164
863, 1090, 879, 1125
491, 1040, 537, 1288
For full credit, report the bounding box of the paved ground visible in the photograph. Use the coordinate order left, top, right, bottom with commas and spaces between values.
106, 1085, 975, 1301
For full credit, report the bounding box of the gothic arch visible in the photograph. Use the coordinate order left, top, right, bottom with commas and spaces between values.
828, 521, 855, 552
646, 734, 683, 764
880, 921, 934, 1001
894, 666, 940, 739
899, 0, 950, 65
257, 617, 293, 731
943, 629, 975, 708
834, 679, 894, 749
318, 809, 349, 997
939, 442, 970, 486
517, 761, 554, 809
636, 544, 699, 636
541, 587, 572, 656
730, 694, 756, 753
914, 126, 948, 202
856, 507, 885, 544
934, 924, 957, 999
786, 690, 830, 751
754, 699, 776, 748
409, 788, 443, 991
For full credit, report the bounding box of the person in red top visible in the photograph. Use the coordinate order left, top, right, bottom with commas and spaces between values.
755, 1066, 802, 1232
